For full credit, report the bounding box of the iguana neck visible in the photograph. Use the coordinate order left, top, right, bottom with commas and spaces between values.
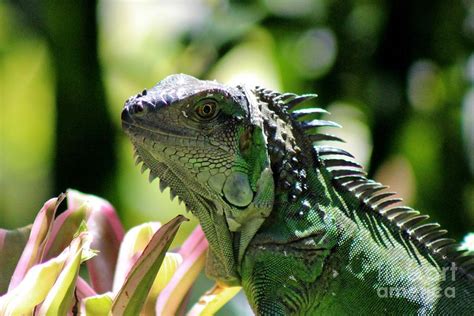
250, 85, 469, 279
246, 136, 458, 313
249, 88, 339, 248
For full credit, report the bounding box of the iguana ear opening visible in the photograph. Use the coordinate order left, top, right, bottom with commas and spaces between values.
239, 125, 253, 155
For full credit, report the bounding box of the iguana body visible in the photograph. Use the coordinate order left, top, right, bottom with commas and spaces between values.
121, 74, 474, 315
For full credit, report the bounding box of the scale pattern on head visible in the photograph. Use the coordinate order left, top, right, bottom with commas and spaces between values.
122, 74, 257, 210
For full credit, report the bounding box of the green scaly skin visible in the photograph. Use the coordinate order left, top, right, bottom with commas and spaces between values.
121, 74, 474, 315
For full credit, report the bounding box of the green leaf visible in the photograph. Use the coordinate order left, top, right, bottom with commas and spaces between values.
155, 228, 208, 316
112, 222, 162, 293
112, 222, 183, 315
0, 249, 67, 314
67, 189, 125, 293
43, 203, 89, 261
38, 232, 93, 315
111, 215, 188, 316
143, 252, 183, 315
82, 292, 113, 315
188, 284, 241, 316
8, 195, 64, 291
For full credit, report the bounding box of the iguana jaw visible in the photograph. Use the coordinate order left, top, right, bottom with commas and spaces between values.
125, 136, 242, 285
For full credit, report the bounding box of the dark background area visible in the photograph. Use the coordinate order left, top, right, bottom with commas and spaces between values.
1, 0, 473, 242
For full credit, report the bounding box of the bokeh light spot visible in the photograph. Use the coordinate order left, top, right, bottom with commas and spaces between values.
320, 102, 372, 168
294, 28, 337, 79
462, 88, 474, 175
407, 60, 445, 112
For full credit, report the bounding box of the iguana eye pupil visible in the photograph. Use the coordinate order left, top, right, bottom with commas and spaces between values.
203, 104, 212, 114
196, 101, 217, 119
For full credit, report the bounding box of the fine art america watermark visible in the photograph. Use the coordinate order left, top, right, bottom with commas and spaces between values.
376, 263, 458, 299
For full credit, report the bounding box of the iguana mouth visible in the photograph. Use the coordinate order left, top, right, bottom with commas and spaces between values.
122, 111, 199, 141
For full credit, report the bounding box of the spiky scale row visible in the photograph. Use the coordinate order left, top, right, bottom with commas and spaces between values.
300, 119, 342, 130
159, 179, 167, 192
330, 169, 367, 178
390, 210, 418, 223
437, 244, 461, 257
410, 223, 440, 236
135, 155, 143, 166
254, 86, 317, 112
334, 175, 367, 183
365, 192, 396, 204
376, 198, 403, 210
316, 146, 354, 158
273, 92, 297, 102
324, 158, 363, 169
357, 185, 387, 200
312, 123, 474, 279
398, 215, 429, 229
134, 153, 184, 206
290, 108, 329, 120
255, 86, 474, 280
285, 95, 318, 110
308, 134, 345, 143
149, 171, 158, 183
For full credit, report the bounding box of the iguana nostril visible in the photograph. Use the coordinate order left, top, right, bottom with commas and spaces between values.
121, 106, 132, 123
121, 99, 144, 123
134, 102, 144, 113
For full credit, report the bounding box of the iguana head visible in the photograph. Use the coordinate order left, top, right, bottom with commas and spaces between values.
121, 74, 274, 285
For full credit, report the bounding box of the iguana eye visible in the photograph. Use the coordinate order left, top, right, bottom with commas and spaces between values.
195, 100, 218, 120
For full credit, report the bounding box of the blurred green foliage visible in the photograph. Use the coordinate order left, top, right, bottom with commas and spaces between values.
1, 0, 473, 244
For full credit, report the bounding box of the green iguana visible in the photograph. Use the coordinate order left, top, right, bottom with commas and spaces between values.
121, 74, 474, 315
